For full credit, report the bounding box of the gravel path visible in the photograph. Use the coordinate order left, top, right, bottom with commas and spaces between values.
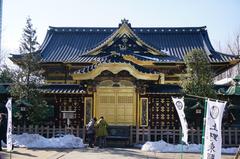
0, 147, 235, 159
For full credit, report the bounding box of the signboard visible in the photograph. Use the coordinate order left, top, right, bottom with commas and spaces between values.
5, 98, 12, 151
172, 97, 188, 144
203, 99, 226, 159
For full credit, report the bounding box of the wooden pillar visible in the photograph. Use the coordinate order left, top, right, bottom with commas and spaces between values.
154, 126, 157, 141
136, 125, 139, 143
130, 126, 133, 145
147, 126, 151, 141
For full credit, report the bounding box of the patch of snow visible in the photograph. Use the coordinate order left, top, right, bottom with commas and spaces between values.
141, 140, 238, 154
12, 133, 84, 148
214, 78, 233, 85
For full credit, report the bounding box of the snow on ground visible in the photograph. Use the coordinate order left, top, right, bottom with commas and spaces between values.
214, 78, 233, 85
2, 133, 238, 154
12, 133, 84, 148
141, 140, 238, 154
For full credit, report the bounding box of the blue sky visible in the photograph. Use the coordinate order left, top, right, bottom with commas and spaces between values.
2, 0, 240, 55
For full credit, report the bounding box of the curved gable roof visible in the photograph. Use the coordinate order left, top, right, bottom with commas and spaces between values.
39, 21, 237, 63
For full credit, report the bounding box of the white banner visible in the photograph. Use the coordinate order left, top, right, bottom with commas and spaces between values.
203, 99, 227, 159
172, 97, 188, 144
5, 98, 12, 151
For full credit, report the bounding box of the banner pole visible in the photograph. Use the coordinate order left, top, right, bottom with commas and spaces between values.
186, 94, 225, 103
178, 127, 183, 159
181, 130, 183, 159
201, 98, 207, 159
10, 150, 12, 159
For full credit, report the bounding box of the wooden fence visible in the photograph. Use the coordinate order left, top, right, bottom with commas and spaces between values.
13, 125, 240, 147
14, 125, 86, 140
132, 126, 240, 147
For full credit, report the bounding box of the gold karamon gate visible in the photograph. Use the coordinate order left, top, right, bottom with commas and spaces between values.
95, 81, 136, 125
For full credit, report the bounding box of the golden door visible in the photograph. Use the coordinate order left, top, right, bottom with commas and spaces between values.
95, 87, 136, 125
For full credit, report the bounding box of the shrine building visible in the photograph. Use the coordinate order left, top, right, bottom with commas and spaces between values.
11, 19, 239, 127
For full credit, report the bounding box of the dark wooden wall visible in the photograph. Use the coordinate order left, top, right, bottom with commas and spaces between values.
141, 94, 180, 128
53, 94, 85, 127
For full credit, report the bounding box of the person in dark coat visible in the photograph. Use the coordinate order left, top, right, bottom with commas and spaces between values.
0, 113, 7, 151
86, 117, 97, 148
96, 116, 108, 148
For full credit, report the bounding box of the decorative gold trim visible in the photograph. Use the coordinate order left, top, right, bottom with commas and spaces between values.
84, 97, 93, 126
160, 73, 165, 84
137, 93, 140, 126
85, 23, 165, 56
226, 59, 240, 65
166, 74, 185, 77
72, 63, 159, 80
140, 98, 148, 126
152, 65, 183, 68
165, 81, 181, 84
99, 80, 134, 87
123, 55, 154, 65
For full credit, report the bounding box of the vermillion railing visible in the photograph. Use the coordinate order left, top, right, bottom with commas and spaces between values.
13, 125, 240, 147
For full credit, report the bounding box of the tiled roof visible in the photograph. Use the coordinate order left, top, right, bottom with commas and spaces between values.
71, 52, 180, 63
73, 55, 158, 75
38, 24, 237, 63
0, 84, 86, 95
40, 28, 112, 62
10, 52, 41, 65
40, 84, 85, 94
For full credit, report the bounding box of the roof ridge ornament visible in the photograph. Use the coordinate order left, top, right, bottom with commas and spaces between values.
119, 18, 131, 27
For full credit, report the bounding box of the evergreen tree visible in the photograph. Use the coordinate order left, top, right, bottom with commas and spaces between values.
181, 49, 216, 98
0, 65, 14, 83
10, 17, 53, 125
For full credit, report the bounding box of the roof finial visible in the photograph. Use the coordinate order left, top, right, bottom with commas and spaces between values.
119, 18, 131, 27
121, 18, 129, 24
